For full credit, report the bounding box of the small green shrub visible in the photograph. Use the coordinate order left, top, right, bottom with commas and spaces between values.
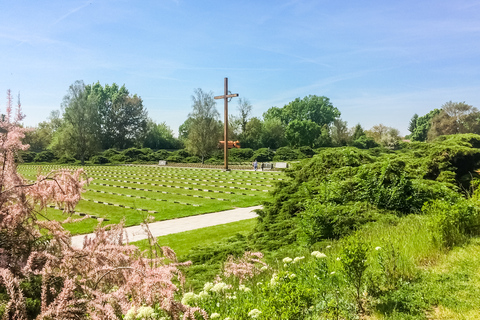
90, 155, 110, 164
102, 148, 120, 158
250, 148, 275, 162
34, 150, 56, 162
184, 156, 201, 163
57, 156, 76, 164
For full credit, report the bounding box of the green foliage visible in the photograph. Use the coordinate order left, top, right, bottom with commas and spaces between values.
273, 146, 304, 161
229, 148, 254, 162
298, 201, 384, 245
57, 155, 76, 164
184, 156, 201, 163
90, 155, 110, 164
18, 151, 36, 163
352, 135, 378, 149
250, 148, 275, 162
102, 148, 119, 158
341, 237, 369, 313
423, 198, 480, 247
151, 150, 171, 161
34, 150, 56, 162
409, 109, 440, 142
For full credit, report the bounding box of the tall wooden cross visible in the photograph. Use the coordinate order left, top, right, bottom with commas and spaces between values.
214, 78, 239, 171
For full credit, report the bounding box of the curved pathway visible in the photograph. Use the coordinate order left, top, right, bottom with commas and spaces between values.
71, 205, 262, 248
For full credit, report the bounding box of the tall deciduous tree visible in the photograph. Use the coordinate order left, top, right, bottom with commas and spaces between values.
409, 109, 441, 142
54, 81, 101, 164
427, 101, 480, 140
87, 82, 148, 149
285, 119, 322, 148
143, 119, 181, 149
185, 88, 222, 163
236, 98, 252, 135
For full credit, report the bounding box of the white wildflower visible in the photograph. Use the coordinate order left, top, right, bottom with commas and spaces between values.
260, 265, 268, 271
239, 284, 251, 292
203, 282, 214, 291
289, 273, 296, 279
311, 251, 327, 258
181, 292, 196, 306
336, 257, 341, 261
210, 313, 221, 319
136, 306, 155, 319
282, 257, 292, 263
124, 307, 136, 320
293, 256, 305, 263
248, 308, 262, 318
375, 246, 382, 251
211, 282, 229, 293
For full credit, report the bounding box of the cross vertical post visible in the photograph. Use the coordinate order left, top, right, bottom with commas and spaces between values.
214, 78, 239, 171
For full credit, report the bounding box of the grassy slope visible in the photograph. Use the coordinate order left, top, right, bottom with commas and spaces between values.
133, 218, 257, 257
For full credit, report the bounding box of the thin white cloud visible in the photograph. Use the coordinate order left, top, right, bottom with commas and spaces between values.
52, 1, 93, 26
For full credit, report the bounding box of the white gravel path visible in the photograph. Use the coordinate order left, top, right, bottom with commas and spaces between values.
70, 205, 262, 248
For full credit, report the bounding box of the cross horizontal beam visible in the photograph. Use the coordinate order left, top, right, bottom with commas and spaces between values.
214, 93, 239, 100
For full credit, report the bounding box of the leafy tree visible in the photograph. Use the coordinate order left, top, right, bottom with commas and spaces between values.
366, 124, 401, 149
23, 111, 62, 152
53, 81, 101, 164
330, 119, 350, 146
283, 95, 340, 126
178, 117, 194, 141
185, 88, 222, 163
239, 117, 263, 149
409, 109, 440, 142
408, 113, 419, 134
350, 124, 366, 141
143, 119, 181, 149
285, 119, 321, 147
428, 101, 480, 140
261, 118, 286, 149
87, 82, 148, 149
236, 97, 252, 135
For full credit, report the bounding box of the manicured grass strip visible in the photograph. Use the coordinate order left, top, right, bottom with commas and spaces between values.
87, 188, 204, 205
90, 182, 232, 201
91, 177, 265, 194
132, 218, 257, 257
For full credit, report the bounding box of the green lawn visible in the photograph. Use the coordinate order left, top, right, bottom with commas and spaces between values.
19, 164, 281, 235
132, 218, 257, 257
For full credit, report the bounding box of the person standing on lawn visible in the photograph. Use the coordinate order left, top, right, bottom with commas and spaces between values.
253, 159, 258, 171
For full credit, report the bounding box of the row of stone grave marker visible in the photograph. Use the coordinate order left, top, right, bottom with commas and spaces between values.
85, 168, 273, 185
87, 188, 207, 205
90, 178, 259, 195
92, 178, 268, 194
91, 182, 236, 200
87, 171, 273, 188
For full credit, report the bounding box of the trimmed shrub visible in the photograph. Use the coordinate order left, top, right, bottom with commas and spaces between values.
91, 155, 110, 164
57, 156, 76, 164
102, 148, 120, 158
273, 146, 303, 161
251, 148, 275, 162
229, 148, 254, 162
184, 156, 201, 163
34, 150, 56, 162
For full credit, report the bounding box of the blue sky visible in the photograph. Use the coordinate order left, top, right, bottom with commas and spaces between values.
1, 0, 479, 136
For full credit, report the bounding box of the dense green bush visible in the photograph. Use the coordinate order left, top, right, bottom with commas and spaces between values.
90, 155, 110, 164
150, 150, 171, 161
252, 135, 480, 251
250, 148, 275, 162
273, 147, 303, 161
184, 156, 201, 163
102, 148, 120, 158
34, 150, 56, 162
229, 148, 254, 162
109, 154, 127, 163
18, 151, 36, 163
57, 155, 76, 164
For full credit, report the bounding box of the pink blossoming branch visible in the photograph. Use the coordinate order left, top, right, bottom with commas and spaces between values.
0, 91, 208, 320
